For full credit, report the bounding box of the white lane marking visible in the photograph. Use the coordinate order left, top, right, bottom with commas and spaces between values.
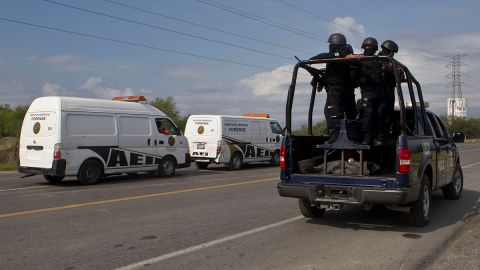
0, 186, 49, 192
114, 216, 303, 270
462, 161, 480, 169
460, 148, 480, 153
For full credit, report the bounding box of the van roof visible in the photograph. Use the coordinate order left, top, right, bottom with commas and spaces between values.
188, 114, 278, 121
30, 96, 166, 116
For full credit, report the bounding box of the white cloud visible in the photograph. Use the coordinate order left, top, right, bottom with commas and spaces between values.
328, 17, 365, 38
80, 76, 135, 99
38, 54, 78, 65
160, 66, 210, 80
42, 83, 63, 96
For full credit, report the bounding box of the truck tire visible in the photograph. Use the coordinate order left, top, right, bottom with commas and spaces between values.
158, 156, 176, 177
298, 199, 325, 218
270, 150, 280, 166
195, 162, 209, 170
78, 159, 102, 185
43, 175, 64, 184
228, 152, 243, 170
442, 162, 463, 200
408, 175, 431, 227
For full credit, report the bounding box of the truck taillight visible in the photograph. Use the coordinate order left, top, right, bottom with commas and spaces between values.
54, 143, 61, 160
398, 146, 411, 173
280, 144, 286, 169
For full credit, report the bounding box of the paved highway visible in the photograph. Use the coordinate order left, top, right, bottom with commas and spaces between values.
1, 143, 480, 270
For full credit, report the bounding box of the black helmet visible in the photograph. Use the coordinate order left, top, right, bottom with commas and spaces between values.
344, 44, 353, 54
381, 40, 398, 53
328, 33, 347, 45
361, 37, 378, 50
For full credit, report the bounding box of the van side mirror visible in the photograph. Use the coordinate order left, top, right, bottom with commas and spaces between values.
176, 127, 182, 135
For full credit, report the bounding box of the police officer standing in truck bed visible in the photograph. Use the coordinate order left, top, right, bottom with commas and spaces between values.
310, 33, 354, 143
348, 37, 385, 145
376, 40, 399, 144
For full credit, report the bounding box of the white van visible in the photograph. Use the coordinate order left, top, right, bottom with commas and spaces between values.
18, 96, 190, 185
184, 114, 284, 170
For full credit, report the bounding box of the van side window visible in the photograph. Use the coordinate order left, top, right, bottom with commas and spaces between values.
119, 116, 151, 136
251, 121, 261, 135
259, 121, 269, 135
156, 118, 180, 135
270, 122, 283, 135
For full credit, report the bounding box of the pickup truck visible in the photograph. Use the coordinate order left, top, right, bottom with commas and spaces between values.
277, 57, 463, 226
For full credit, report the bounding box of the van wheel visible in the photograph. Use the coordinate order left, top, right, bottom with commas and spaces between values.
43, 175, 64, 184
270, 150, 280, 166
158, 156, 176, 177
408, 175, 431, 227
228, 152, 243, 170
442, 162, 463, 200
195, 162, 209, 170
298, 199, 325, 218
78, 159, 102, 185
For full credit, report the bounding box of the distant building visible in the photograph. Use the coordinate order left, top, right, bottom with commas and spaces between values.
447, 98, 467, 118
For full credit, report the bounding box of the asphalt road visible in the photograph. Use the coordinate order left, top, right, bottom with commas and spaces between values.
1, 143, 480, 270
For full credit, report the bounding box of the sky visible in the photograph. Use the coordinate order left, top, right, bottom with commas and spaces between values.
1, 0, 479, 128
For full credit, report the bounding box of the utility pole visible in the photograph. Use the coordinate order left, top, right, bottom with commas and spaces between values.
446, 54, 467, 126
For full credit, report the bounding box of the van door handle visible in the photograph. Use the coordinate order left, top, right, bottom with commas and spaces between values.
266, 137, 268, 142
154, 140, 157, 146
147, 139, 151, 146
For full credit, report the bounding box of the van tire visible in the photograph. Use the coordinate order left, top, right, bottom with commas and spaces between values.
408, 175, 431, 227
195, 162, 209, 170
158, 156, 176, 177
298, 199, 325, 218
78, 159, 102, 185
270, 150, 280, 166
43, 175, 64, 184
228, 152, 243, 170
442, 162, 463, 200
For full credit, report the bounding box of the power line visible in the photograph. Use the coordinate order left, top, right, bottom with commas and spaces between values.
43, 0, 292, 61
0, 17, 285, 71
275, 0, 366, 36
196, 0, 324, 42
103, 0, 314, 55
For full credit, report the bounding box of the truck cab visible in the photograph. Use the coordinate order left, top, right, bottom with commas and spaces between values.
277, 57, 463, 226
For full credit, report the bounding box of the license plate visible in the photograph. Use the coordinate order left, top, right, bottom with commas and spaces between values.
197, 144, 205, 149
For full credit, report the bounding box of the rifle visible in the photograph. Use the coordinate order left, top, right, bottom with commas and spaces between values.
295, 56, 326, 92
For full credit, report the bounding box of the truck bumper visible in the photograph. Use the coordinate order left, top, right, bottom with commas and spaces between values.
277, 182, 409, 205
18, 159, 66, 177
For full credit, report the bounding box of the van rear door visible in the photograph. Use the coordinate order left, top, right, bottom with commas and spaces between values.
19, 111, 59, 169
186, 117, 219, 159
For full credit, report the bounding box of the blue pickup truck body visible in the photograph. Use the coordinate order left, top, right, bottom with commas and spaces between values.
277, 57, 463, 226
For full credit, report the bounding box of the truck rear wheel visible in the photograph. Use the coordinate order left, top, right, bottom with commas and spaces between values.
43, 175, 64, 184
78, 159, 102, 185
195, 162, 209, 170
298, 199, 325, 218
228, 152, 243, 170
442, 162, 463, 200
408, 175, 431, 227
158, 156, 176, 177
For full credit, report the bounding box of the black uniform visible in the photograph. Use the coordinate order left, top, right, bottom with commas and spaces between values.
357, 55, 385, 144
377, 51, 396, 140
310, 46, 353, 141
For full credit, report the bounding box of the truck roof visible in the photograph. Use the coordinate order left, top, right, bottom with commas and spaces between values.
30, 96, 166, 116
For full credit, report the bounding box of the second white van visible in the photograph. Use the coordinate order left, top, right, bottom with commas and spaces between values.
184, 114, 284, 170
